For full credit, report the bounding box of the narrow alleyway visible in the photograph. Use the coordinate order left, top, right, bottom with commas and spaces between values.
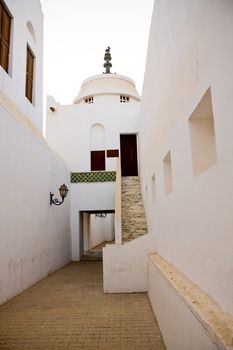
0, 262, 165, 350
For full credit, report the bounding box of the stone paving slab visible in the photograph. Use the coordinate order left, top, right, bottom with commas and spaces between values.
0, 261, 166, 350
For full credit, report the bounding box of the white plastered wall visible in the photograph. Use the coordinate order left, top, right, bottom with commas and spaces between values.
103, 234, 153, 293
0, 106, 71, 304
139, 0, 233, 346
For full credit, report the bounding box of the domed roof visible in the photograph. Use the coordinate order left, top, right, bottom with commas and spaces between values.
73, 73, 140, 104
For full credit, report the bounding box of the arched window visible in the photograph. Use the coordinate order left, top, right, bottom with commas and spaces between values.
90, 123, 105, 150
26, 21, 36, 42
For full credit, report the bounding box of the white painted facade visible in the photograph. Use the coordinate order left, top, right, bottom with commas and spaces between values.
0, 0, 71, 304
46, 74, 140, 260
46, 74, 140, 172
0, 0, 43, 132
2, 1, 233, 348
0, 106, 71, 304
139, 0, 233, 348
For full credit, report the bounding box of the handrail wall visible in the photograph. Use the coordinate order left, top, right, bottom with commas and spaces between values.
114, 158, 122, 244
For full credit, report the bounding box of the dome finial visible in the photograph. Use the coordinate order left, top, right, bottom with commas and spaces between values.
103, 46, 112, 74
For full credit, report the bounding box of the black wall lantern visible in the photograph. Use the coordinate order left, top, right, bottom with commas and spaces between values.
50, 184, 69, 206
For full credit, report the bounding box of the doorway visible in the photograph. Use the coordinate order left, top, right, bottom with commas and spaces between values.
120, 134, 138, 176
79, 210, 115, 260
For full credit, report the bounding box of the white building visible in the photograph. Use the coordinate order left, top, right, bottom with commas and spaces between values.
1, 1, 233, 349
46, 62, 141, 260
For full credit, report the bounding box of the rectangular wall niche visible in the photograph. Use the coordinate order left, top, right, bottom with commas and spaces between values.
189, 88, 217, 176
151, 174, 156, 203
163, 151, 173, 195
145, 185, 148, 204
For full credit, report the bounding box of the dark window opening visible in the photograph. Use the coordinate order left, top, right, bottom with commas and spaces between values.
25, 45, 35, 103
85, 96, 94, 104
0, 1, 11, 73
91, 150, 105, 171
107, 149, 119, 158
120, 95, 130, 103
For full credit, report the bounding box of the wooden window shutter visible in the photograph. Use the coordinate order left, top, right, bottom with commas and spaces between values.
0, 1, 11, 72
91, 151, 105, 171
25, 45, 35, 103
107, 149, 119, 158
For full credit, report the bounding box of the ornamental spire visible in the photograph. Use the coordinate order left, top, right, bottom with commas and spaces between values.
103, 46, 112, 74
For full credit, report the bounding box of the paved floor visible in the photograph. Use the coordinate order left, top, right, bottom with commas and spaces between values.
0, 261, 166, 350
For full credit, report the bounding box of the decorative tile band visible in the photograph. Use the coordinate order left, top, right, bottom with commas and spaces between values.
71, 171, 116, 183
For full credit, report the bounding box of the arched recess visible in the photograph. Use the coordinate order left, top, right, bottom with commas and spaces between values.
90, 123, 105, 150
26, 21, 36, 42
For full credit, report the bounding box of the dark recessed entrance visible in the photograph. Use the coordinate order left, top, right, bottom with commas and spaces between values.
120, 134, 138, 176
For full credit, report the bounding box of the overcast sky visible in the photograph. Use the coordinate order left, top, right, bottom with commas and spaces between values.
40, 0, 154, 104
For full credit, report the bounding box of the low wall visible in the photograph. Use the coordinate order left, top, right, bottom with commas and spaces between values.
0, 105, 71, 304
114, 158, 122, 244
103, 234, 152, 293
148, 253, 233, 350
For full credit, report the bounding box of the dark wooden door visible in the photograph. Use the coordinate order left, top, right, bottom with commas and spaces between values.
120, 134, 138, 176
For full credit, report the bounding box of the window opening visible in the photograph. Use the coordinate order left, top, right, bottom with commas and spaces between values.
120, 95, 130, 103
91, 150, 105, 171
85, 97, 94, 104
0, 1, 12, 73
25, 45, 35, 103
107, 149, 119, 158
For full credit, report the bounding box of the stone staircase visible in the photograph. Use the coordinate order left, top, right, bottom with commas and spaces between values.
121, 176, 148, 243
